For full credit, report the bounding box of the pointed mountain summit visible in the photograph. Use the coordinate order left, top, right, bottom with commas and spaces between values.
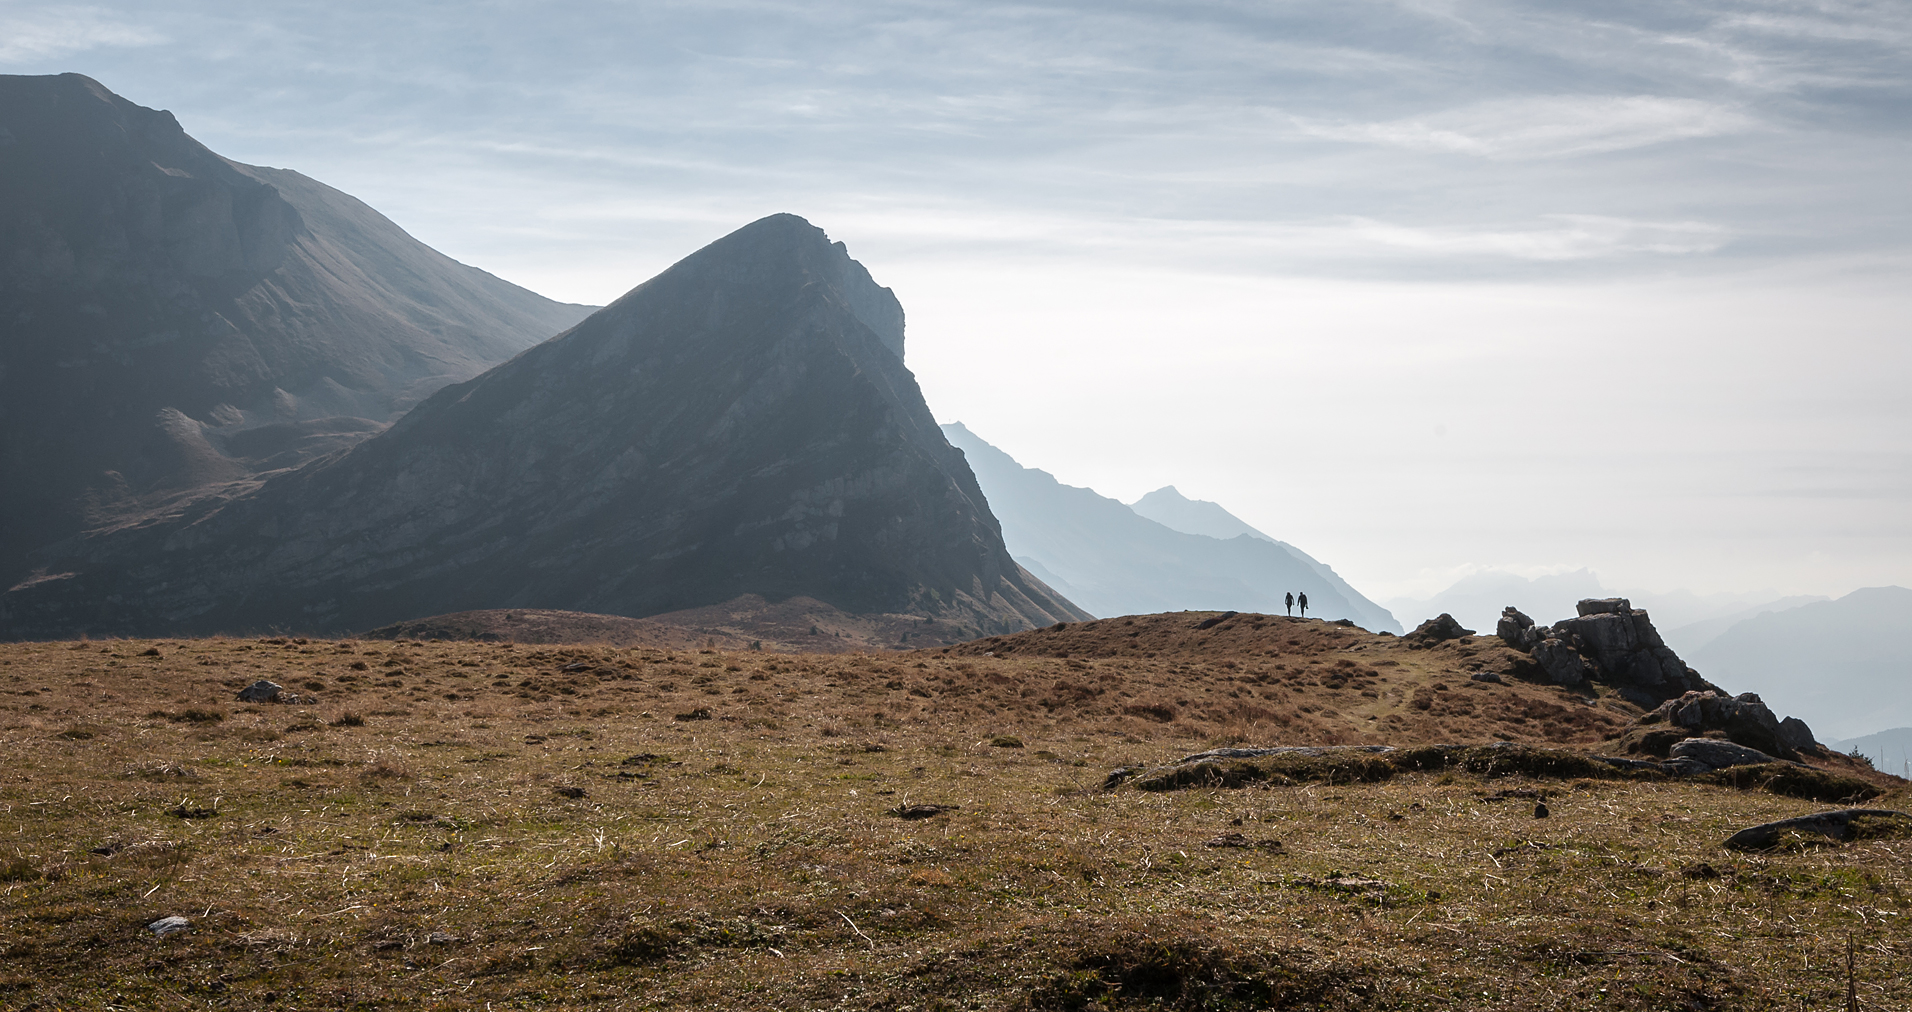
941, 423, 1400, 632
1, 215, 1085, 638
0, 73, 593, 585
1129, 485, 1397, 634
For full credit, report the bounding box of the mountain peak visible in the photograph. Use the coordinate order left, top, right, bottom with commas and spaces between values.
2, 218, 1076, 638
628, 213, 904, 362
1131, 485, 1274, 544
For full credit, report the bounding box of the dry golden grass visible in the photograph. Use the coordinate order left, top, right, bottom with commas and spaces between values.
1, 619, 1907, 1010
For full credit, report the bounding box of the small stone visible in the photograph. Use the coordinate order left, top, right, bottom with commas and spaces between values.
1469, 671, 1503, 684
1533, 801, 1550, 819
236, 680, 283, 703
148, 915, 191, 937
891, 803, 959, 820
552, 786, 586, 799
426, 931, 457, 945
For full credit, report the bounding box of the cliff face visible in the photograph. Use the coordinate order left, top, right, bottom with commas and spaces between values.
1, 214, 1085, 638
0, 73, 592, 585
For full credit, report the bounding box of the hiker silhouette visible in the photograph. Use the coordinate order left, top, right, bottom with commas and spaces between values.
1284, 592, 1294, 616
1297, 592, 1309, 617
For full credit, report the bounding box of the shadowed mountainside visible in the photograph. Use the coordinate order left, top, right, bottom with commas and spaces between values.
942, 423, 1400, 632
0, 73, 593, 586
0, 214, 1085, 639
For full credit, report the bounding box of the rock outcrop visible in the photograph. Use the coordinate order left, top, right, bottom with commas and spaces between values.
1638, 690, 1819, 760
0, 73, 593, 588
0, 214, 1086, 639
1496, 599, 1713, 705
1407, 613, 1473, 644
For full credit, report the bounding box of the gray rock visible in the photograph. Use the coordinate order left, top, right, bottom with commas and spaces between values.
236, 680, 283, 703
147, 915, 191, 937
1469, 671, 1504, 684
1531, 638, 1593, 686
1644, 690, 1798, 759
1496, 606, 1540, 649
1409, 613, 1473, 643
1669, 737, 1779, 770
1778, 716, 1819, 752
1724, 809, 1911, 850
1575, 597, 1633, 616
1662, 757, 1713, 776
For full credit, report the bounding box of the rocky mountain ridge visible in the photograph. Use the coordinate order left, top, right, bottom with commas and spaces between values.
0, 214, 1083, 639
0, 73, 593, 586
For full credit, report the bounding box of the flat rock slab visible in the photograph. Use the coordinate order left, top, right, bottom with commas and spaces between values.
1670, 738, 1779, 770
891, 803, 959, 820
1204, 832, 1283, 851
1724, 809, 1912, 850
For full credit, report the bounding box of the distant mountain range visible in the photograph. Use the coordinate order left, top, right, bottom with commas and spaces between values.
1, 214, 1083, 639
1688, 586, 1912, 741
0, 73, 593, 588
941, 423, 1401, 633
1824, 727, 1912, 778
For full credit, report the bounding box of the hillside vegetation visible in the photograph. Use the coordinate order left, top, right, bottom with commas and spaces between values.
1, 613, 1906, 1010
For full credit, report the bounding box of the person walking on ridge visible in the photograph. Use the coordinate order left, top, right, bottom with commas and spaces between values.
1285, 592, 1294, 616
1297, 592, 1308, 617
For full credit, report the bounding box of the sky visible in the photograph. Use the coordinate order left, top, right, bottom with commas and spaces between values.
4, 0, 1908, 603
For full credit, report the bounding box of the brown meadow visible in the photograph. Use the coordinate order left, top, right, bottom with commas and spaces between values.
1, 613, 1905, 1010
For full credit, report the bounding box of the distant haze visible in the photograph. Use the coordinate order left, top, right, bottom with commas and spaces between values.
2, 1, 1907, 602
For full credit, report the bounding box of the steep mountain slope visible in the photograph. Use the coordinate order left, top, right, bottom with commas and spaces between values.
0, 73, 592, 585
942, 424, 1401, 632
0, 215, 1084, 638
1130, 485, 1399, 634
1689, 586, 1912, 740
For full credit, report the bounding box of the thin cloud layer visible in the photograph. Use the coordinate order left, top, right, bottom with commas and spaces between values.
1293, 96, 1757, 159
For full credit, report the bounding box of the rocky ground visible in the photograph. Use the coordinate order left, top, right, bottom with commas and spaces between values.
1, 613, 1906, 1009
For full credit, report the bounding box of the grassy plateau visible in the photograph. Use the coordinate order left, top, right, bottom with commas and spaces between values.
1, 613, 1906, 1010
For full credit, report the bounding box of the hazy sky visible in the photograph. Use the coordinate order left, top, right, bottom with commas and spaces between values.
5, 0, 1908, 602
